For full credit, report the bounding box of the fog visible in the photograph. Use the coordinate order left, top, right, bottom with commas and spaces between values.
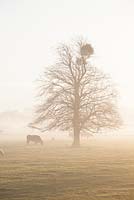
0, 0, 134, 137
1, 1, 134, 200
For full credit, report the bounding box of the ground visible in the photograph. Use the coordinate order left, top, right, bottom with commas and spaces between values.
0, 136, 134, 200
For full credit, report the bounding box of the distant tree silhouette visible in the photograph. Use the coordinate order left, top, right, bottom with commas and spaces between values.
32, 38, 121, 147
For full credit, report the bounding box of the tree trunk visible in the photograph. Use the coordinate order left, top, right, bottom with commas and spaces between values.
72, 127, 80, 147
72, 81, 80, 147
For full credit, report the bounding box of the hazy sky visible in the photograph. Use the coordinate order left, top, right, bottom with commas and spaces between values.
0, 0, 134, 112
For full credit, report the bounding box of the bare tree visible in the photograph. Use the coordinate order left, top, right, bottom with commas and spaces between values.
32, 39, 121, 147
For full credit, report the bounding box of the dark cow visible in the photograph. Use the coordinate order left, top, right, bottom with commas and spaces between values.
27, 135, 43, 145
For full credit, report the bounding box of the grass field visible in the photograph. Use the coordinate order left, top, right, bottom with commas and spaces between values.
1, 136, 134, 200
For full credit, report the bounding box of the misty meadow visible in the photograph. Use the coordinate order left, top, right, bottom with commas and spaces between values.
0, 0, 134, 200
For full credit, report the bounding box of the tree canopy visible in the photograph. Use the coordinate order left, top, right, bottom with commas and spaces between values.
32, 39, 121, 146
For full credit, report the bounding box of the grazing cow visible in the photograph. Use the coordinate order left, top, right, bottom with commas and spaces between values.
27, 135, 43, 145
0, 149, 4, 157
